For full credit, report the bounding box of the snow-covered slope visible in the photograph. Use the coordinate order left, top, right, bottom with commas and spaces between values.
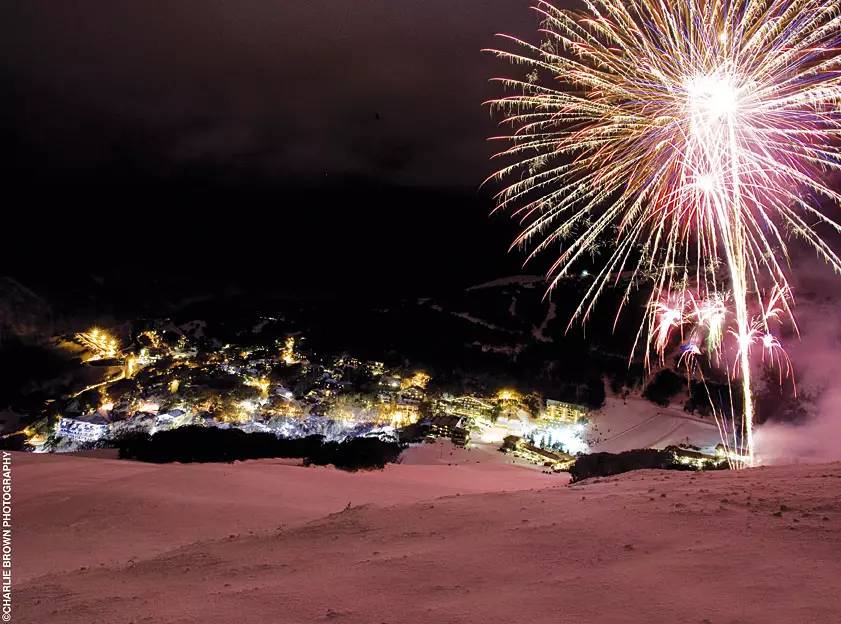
588, 396, 722, 453
17, 453, 841, 623
15, 450, 557, 584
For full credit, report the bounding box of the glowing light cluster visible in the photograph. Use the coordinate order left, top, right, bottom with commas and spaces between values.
496, 389, 522, 402
531, 423, 589, 456
76, 328, 120, 361
244, 377, 271, 396
401, 371, 431, 390
487, 0, 841, 466
280, 336, 299, 365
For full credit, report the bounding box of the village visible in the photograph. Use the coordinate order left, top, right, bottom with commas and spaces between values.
21, 323, 591, 470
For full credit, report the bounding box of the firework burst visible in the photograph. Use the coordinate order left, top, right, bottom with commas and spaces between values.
486, 0, 841, 466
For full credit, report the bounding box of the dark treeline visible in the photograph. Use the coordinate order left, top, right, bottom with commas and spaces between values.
569, 448, 727, 482
0, 433, 27, 451
114, 426, 404, 471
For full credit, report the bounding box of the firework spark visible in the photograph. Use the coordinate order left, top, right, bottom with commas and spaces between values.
486, 0, 841, 466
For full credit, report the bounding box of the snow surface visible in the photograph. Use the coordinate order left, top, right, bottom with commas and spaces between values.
17, 451, 841, 623
16, 448, 556, 584
589, 396, 722, 453
400, 438, 550, 471
466, 275, 544, 291
531, 300, 557, 343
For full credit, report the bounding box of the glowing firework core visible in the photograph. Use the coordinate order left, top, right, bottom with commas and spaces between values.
686, 73, 740, 122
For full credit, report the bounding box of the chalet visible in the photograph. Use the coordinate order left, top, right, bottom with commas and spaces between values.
58, 414, 108, 442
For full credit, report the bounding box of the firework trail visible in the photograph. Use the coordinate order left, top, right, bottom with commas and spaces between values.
486, 0, 841, 466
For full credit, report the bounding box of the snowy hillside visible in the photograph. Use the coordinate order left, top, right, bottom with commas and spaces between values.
588, 396, 722, 453
17, 452, 841, 623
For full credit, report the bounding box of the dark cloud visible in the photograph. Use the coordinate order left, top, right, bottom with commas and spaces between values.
0, 1, 549, 291
1, 0, 537, 185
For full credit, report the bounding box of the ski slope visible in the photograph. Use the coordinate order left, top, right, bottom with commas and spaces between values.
587, 396, 722, 453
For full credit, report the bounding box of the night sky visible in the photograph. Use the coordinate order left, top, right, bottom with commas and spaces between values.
1, 1, 541, 297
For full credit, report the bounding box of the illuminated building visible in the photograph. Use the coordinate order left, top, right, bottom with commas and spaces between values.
382, 403, 420, 428
58, 415, 108, 442
337, 356, 362, 369
134, 400, 160, 414
438, 395, 495, 421
428, 415, 470, 445
76, 328, 121, 362
540, 399, 588, 425
397, 385, 426, 405
451, 425, 470, 447
366, 361, 385, 377
154, 409, 188, 431
669, 446, 728, 469
501, 435, 574, 470
429, 415, 461, 437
